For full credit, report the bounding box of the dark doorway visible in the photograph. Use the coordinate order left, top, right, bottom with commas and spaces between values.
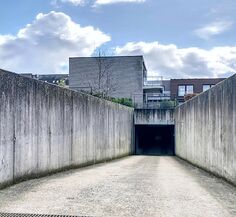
135, 125, 175, 155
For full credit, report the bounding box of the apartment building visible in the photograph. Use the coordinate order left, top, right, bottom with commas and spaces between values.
69, 55, 226, 107
69, 56, 148, 106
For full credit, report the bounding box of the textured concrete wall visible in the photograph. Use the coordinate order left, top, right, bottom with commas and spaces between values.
175, 74, 236, 185
134, 109, 174, 125
0, 69, 134, 188
69, 56, 144, 101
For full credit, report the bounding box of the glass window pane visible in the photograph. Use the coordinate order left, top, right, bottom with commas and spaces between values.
203, 85, 211, 92
186, 85, 193, 94
178, 85, 185, 96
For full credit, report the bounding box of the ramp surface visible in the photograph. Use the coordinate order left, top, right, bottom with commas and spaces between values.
0, 156, 235, 217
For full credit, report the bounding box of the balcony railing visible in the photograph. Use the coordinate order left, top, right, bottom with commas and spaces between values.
132, 93, 177, 109
143, 76, 163, 87
144, 92, 171, 101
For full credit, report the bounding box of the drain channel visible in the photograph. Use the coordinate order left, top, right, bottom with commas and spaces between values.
0, 214, 92, 217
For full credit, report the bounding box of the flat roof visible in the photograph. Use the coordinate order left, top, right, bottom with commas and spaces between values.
69, 55, 144, 59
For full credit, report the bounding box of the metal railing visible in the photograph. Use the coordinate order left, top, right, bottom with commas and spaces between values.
132, 93, 177, 109
143, 76, 163, 87
143, 92, 171, 101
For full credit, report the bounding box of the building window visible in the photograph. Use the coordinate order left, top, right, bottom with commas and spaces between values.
178, 85, 185, 96
203, 84, 215, 92
178, 85, 194, 96
186, 85, 193, 94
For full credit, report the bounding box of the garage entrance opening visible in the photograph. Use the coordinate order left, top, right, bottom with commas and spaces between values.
135, 125, 175, 155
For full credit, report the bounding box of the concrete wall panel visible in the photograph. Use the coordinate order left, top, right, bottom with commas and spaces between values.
175, 74, 236, 185
0, 73, 14, 186
134, 109, 174, 125
0, 69, 134, 188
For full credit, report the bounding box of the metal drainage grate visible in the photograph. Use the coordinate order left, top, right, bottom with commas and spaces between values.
0, 214, 92, 217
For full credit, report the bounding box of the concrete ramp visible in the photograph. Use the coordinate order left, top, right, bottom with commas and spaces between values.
0, 156, 235, 217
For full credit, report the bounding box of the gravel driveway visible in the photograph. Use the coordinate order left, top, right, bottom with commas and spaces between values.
0, 156, 235, 217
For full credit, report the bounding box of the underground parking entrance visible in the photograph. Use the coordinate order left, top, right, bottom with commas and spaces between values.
135, 125, 175, 155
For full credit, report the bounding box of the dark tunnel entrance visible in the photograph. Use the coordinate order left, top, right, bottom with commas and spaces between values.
135, 125, 175, 156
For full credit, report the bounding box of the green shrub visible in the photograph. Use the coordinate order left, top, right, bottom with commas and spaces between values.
110, 98, 133, 107
159, 100, 178, 108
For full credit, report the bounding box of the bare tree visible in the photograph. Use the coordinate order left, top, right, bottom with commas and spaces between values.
92, 50, 117, 97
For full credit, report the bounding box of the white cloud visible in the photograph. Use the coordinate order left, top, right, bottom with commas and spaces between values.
54, 0, 86, 6
54, 0, 146, 7
194, 21, 233, 40
94, 0, 145, 6
0, 11, 111, 74
115, 41, 236, 78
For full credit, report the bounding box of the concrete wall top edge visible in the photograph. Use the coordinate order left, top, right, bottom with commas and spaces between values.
134, 108, 175, 111
135, 124, 175, 126
0, 68, 134, 111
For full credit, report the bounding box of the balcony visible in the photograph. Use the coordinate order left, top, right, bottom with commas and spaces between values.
143, 76, 163, 89
132, 92, 177, 109
144, 92, 171, 101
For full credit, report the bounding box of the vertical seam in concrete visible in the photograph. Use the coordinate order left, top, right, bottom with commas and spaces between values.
12, 78, 16, 182
70, 93, 74, 164
107, 106, 110, 160
35, 82, 39, 174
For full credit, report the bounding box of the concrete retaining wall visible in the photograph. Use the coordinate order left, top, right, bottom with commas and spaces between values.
175, 74, 236, 185
134, 109, 174, 125
0, 69, 134, 188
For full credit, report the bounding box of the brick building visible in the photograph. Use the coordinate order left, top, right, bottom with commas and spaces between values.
170, 78, 225, 103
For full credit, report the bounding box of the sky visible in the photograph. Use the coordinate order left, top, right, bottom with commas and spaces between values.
0, 0, 236, 78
